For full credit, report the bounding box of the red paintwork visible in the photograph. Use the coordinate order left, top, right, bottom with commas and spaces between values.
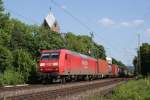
111, 64, 119, 76
98, 59, 109, 75
39, 49, 97, 75
39, 49, 120, 77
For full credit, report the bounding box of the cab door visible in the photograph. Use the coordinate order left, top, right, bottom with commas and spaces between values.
65, 54, 71, 74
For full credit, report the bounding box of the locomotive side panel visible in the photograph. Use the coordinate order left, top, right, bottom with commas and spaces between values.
63, 52, 97, 75
65, 54, 82, 75
87, 58, 97, 74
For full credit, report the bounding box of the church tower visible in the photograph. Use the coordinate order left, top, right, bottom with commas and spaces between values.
43, 11, 60, 32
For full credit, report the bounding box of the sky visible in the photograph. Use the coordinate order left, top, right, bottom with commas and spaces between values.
3, 0, 150, 66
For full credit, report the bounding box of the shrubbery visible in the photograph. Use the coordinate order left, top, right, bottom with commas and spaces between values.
0, 46, 13, 73
0, 68, 24, 85
13, 49, 36, 82
0, 0, 124, 85
0, 49, 36, 85
109, 77, 150, 100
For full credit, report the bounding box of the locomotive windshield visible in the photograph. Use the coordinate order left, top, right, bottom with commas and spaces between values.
41, 52, 59, 60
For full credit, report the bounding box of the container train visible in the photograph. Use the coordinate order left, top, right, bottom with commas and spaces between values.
39, 49, 123, 83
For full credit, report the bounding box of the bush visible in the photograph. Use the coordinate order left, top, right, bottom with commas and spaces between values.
13, 49, 36, 82
0, 74, 3, 85
27, 62, 39, 84
109, 77, 150, 100
0, 46, 13, 73
0, 69, 24, 85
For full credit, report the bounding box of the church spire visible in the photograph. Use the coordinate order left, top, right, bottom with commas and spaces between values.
42, 9, 60, 32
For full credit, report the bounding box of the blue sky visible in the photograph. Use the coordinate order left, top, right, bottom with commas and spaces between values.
3, 0, 150, 66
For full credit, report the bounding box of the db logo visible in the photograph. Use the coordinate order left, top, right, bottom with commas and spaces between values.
82, 60, 88, 66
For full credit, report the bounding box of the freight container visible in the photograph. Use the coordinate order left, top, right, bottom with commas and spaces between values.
111, 64, 119, 76
98, 59, 110, 77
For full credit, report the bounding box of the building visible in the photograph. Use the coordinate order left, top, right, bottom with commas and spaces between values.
43, 11, 60, 32
106, 57, 112, 64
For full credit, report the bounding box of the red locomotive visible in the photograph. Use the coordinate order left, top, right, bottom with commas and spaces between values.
39, 49, 120, 83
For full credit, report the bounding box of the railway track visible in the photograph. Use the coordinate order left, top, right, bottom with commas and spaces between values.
0, 78, 130, 100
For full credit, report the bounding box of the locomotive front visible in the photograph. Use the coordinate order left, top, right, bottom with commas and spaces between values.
39, 50, 60, 73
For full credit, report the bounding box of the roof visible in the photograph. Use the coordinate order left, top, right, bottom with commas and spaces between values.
45, 12, 56, 28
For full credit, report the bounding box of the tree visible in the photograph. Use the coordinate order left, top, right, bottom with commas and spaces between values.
92, 42, 106, 59
133, 56, 138, 75
65, 32, 106, 59
0, 29, 11, 46
0, 0, 10, 30
10, 19, 34, 50
33, 26, 64, 57
0, 68, 24, 85
0, 0, 4, 13
140, 43, 150, 75
13, 49, 36, 82
112, 57, 125, 67
0, 46, 13, 73
133, 43, 150, 75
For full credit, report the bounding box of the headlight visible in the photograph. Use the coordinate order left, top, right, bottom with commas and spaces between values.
52, 62, 58, 66
40, 63, 45, 66
40, 68, 43, 71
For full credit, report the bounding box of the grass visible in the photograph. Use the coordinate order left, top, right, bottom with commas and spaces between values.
108, 77, 150, 100
87, 77, 150, 100
0, 69, 24, 85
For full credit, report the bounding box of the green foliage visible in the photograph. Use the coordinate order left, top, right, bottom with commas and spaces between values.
133, 43, 150, 75
34, 26, 65, 51
0, 68, 24, 85
109, 77, 150, 100
0, 0, 125, 85
92, 42, 106, 59
140, 43, 150, 75
112, 57, 125, 67
0, 0, 36, 85
65, 32, 79, 51
133, 56, 138, 75
10, 19, 34, 50
0, 29, 11, 46
13, 49, 36, 82
65, 32, 106, 59
0, 46, 13, 73
0, 0, 10, 30
0, 0, 4, 13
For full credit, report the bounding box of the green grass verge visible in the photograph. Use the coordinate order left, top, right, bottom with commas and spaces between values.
87, 77, 150, 100
108, 78, 150, 100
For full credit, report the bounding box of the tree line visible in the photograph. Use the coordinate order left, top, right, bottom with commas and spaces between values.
0, 0, 125, 85
133, 43, 150, 76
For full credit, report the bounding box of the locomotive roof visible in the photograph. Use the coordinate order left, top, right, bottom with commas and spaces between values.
69, 50, 96, 60
41, 49, 97, 60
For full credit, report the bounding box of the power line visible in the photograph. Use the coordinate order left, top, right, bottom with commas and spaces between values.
50, 0, 94, 33
6, 1, 129, 62
50, 0, 126, 57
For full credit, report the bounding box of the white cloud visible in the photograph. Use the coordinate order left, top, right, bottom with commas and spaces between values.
120, 22, 131, 27
120, 19, 144, 27
98, 18, 144, 28
98, 18, 115, 26
132, 19, 144, 27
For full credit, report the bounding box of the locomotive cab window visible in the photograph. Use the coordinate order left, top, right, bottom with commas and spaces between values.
41, 54, 50, 60
41, 52, 59, 60
50, 52, 59, 59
